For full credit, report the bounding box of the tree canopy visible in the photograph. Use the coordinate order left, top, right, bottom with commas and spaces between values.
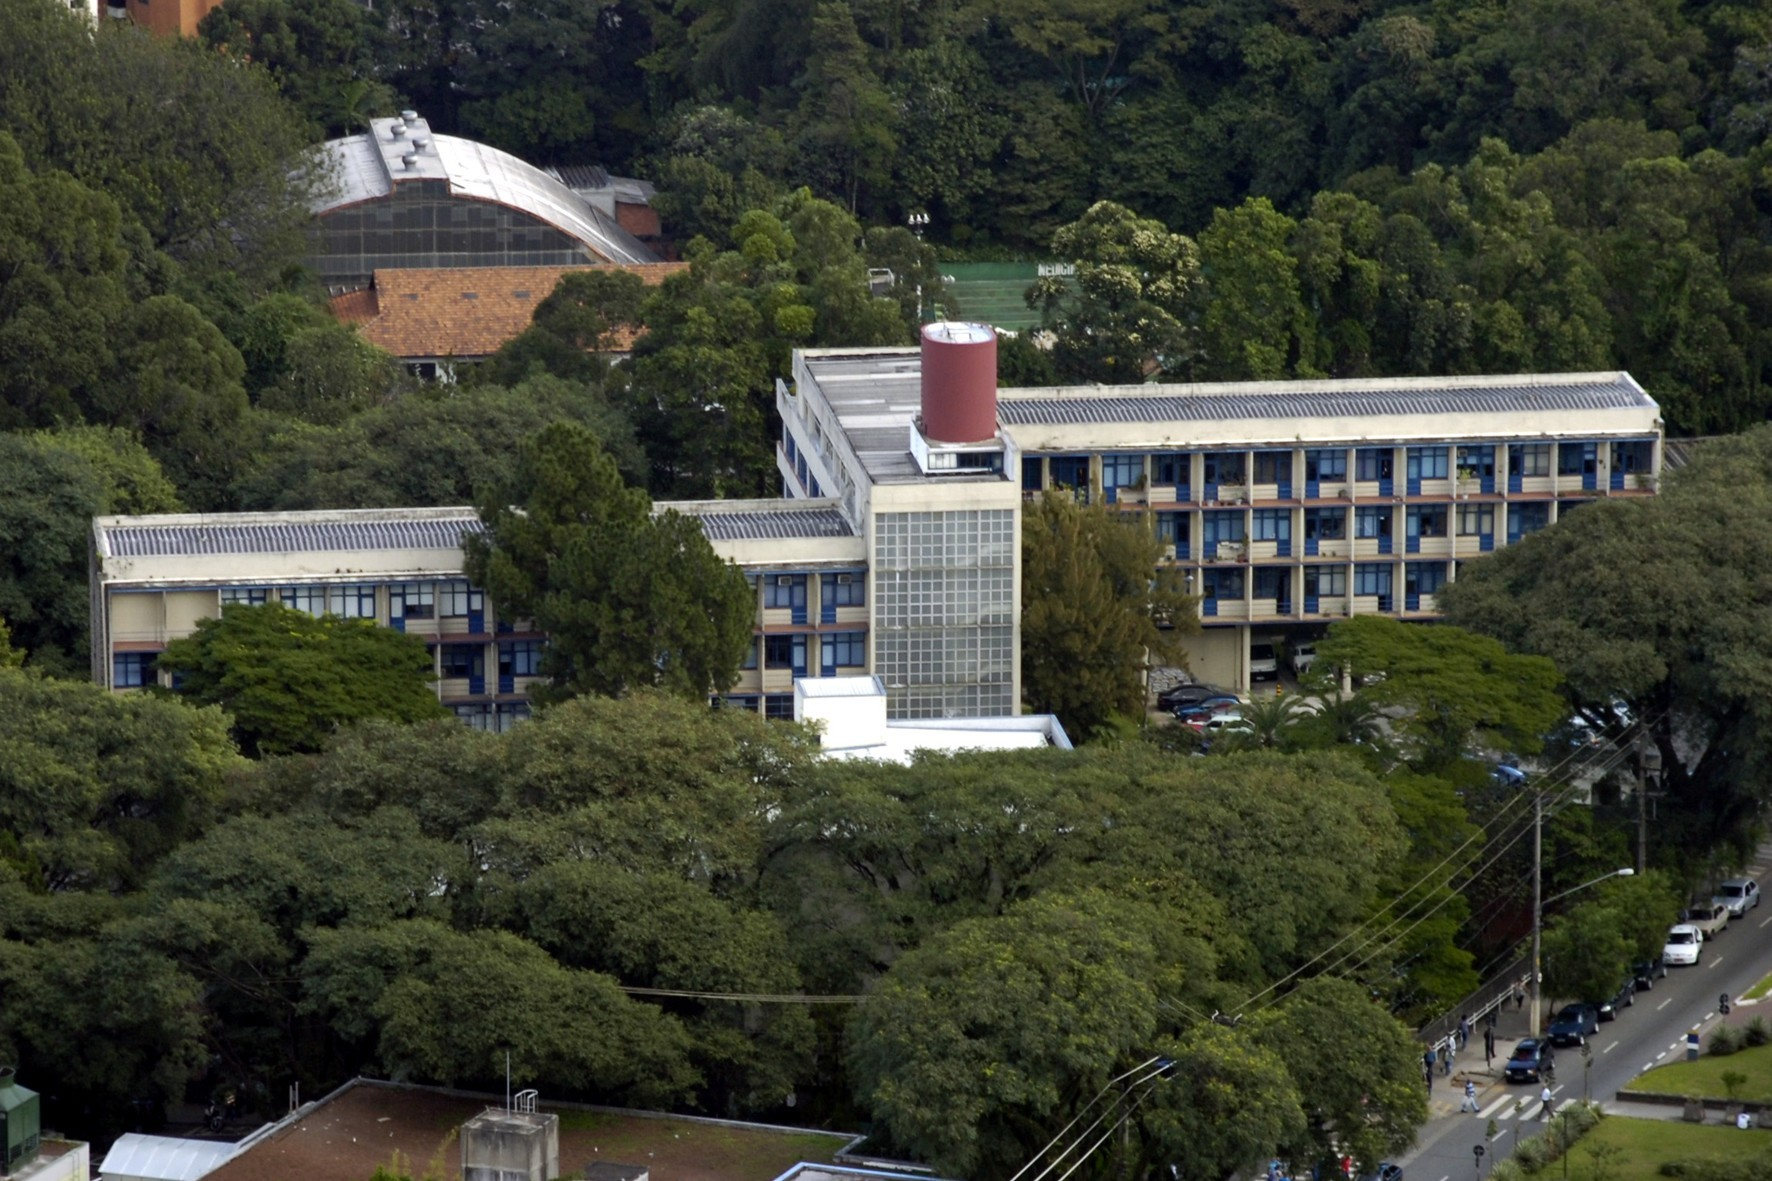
464, 422, 754, 702
158, 602, 448, 756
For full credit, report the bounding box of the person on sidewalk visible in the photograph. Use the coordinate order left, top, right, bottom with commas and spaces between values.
1540, 1085, 1554, 1119
1458, 1015, 1471, 1048
1443, 1043, 1456, 1075
1484, 1027, 1495, 1066
1460, 1080, 1479, 1113
1515, 986, 1526, 1012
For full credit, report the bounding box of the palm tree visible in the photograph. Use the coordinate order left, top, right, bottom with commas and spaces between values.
1236, 692, 1308, 749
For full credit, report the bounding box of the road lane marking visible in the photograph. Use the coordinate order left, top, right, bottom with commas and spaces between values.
1656, 1051, 1668, 1060
1658, 998, 1673, 1010
1761, 914, 1772, 929
1705, 1012, 1717, 1021
1603, 1040, 1618, 1054
1710, 956, 1725, 969
1644, 1062, 1655, 1071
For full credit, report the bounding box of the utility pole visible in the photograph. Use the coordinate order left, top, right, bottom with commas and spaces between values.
1531, 785, 1543, 1040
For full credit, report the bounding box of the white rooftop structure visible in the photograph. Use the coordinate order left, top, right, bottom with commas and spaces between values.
793, 677, 1069, 762
99, 1135, 238, 1181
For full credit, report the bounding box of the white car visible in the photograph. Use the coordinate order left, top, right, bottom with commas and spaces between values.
1291, 642, 1318, 677
1714, 878, 1761, 918
1664, 924, 1703, 966
1249, 642, 1279, 681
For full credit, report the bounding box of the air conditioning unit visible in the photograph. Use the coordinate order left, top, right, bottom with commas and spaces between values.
1162, 544, 1177, 560
836, 574, 856, 585
775, 575, 795, 586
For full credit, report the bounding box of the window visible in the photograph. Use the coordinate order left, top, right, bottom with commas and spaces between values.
765, 574, 807, 610
439, 643, 483, 679
499, 640, 543, 677
764, 633, 806, 669
1356, 448, 1393, 481
1102, 453, 1144, 489
391, 583, 435, 619
1407, 562, 1448, 595
1021, 455, 1045, 492
1253, 451, 1289, 484
282, 584, 377, 619
220, 586, 268, 606
1203, 569, 1244, 599
438, 581, 483, 618
1457, 445, 1495, 478
1407, 446, 1449, 480
1305, 509, 1346, 540
113, 651, 157, 688
1559, 442, 1595, 476
1253, 567, 1289, 601
1154, 453, 1188, 485
822, 572, 866, 607
764, 695, 795, 720
1155, 513, 1188, 544
1512, 444, 1551, 477
722, 695, 760, 713
1305, 449, 1347, 481
1511, 502, 1550, 537
1304, 565, 1346, 595
1407, 505, 1448, 537
1203, 452, 1245, 484
827, 632, 866, 667
1048, 456, 1089, 490
1354, 564, 1392, 596
1355, 506, 1391, 538
1204, 510, 1245, 543
1251, 509, 1291, 541
1458, 504, 1495, 536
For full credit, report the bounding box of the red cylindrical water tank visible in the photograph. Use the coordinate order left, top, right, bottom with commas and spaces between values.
920, 322, 998, 444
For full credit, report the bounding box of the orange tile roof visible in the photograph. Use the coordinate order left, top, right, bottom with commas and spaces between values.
330, 263, 688, 361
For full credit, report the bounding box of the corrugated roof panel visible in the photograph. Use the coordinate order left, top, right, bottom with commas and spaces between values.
997, 376, 1653, 426
677, 507, 853, 542
105, 516, 484, 559
101, 1134, 238, 1181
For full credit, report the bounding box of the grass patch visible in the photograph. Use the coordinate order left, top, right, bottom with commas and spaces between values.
551, 1109, 845, 1176
1743, 972, 1772, 1002
1623, 1042, 1772, 1101
1551, 1117, 1772, 1181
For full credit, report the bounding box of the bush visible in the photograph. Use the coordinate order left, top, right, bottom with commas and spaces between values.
1745, 1016, 1770, 1047
1709, 1024, 1745, 1056
1507, 1101, 1605, 1174
1490, 1160, 1528, 1181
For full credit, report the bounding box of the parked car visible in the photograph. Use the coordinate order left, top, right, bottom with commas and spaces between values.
1358, 1165, 1403, 1181
1193, 713, 1254, 738
1547, 1003, 1599, 1046
1589, 978, 1634, 1021
1250, 642, 1279, 681
1714, 877, 1761, 918
1632, 958, 1666, 991
1505, 1038, 1555, 1083
1664, 923, 1703, 966
1175, 695, 1243, 721
1491, 763, 1529, 789
1158, 682, 1233, 712
1291, 642, 1318, 677
1685, 903, 1730, 940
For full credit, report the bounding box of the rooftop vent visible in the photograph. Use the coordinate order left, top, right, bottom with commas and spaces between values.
390, 120, 407, 139
402, 153, 419, 170
401, 109, 419, 122
412, 137, 430, 152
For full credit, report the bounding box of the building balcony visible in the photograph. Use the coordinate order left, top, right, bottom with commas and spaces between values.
1404, 535, 1453, 558
1303, 538, 1349, 559
1352, 537, 1394, 558
1251, 597, 1294, 619
1351, 594, 1395, 616
1202, 598, 1251, 620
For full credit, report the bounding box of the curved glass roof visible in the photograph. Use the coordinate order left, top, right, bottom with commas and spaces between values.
315, 115, 658, 266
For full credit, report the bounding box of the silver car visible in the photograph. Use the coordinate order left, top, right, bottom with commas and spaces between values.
1714, 878, 1761, 918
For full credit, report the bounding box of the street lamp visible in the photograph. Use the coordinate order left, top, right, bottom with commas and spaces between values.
1530, 846, 1635, 1038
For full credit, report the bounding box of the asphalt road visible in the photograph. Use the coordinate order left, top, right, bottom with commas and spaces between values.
1400, 848, 1772, 1181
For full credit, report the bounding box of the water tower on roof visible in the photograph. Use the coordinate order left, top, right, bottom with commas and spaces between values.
0, 1067, 41, 1176
910, 322, 1006, 476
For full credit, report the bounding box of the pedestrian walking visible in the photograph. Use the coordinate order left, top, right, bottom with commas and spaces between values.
1540, 1085, 1554, 1119
1487, 1009, 1499, 1030
1424, 1046, 1437, 1076
1515, 986, 1526, 1012
1458, 1014, 1471, 1048
1424, 1065, 1433, 1096
1443, 1043, 1455, 1075
1460, 1080, 1479, 1113
1484, 1027, 1495, 1065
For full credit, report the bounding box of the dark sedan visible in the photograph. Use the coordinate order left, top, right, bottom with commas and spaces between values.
1548, 1003, 1599, 1046
1157, 683, 1232, 711
1505, 1038, 1555, 1083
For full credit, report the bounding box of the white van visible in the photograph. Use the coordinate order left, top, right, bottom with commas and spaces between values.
1249, 641, 1278, 681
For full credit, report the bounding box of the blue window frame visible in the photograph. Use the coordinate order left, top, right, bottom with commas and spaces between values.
499, 640, 544, 677
764, 633, 807, 675
1102, 453, 1144, 495
764, 694, 795, 720
439, 643, 484, 679
1304, 565, 1346, 596
1202, 568, 1245, 600
826, 632, 866, 668
1354, 506, 1391, 538
1203, 452, 1245, 484
1406, 561, 1447, 595
1508, 502, 1550, 541
1305, 449, 1347, 481
220, 586, 269, 606
1354, 563, 1392, 596
1356, 448, 1394, 482
1253, 567, 1290, 607
113, 651, 157, 688
765, 574, 808, 610
390, 583, 435, 620
1048, 456, 1090, 491
1153, 453, 1189, 487
820, 572, 865, 621
1021, 455, 1045, 492
438, 581, 483, 618
1407, 446, 1449, 481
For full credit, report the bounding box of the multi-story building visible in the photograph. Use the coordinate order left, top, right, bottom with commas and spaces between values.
91, 325, 1664, 719
778, 337, 1662, 694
